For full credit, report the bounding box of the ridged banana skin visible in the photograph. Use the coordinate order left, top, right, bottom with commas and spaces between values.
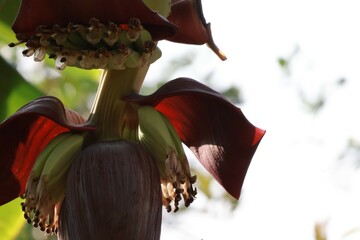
159, 113, 186, 160
159, 113, 192, 174
20, 133, 85, 234
137, 106, 184, 177
23, 132, 72, 206
28, 132, 72, 181
36, 133, 84, 200
137, 106, 197, 212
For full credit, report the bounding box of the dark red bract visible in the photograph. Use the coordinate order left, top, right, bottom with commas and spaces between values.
12, 0, 177, 41
125, 78, 265, 199
0, 79, 264, 205
12, 0, 220, 47
0, 97, 94, 205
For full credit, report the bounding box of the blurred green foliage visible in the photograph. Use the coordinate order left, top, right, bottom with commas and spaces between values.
0, 55, 43, 120
0, 198, 24, 240
0, 0, 20, 26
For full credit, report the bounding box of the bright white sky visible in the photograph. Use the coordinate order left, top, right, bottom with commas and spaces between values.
150, 1, 360, 239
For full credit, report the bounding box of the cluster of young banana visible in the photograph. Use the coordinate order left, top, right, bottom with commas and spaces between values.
137, 106, 197, 212
10, 18, 161, 70
20, 132, 85, 235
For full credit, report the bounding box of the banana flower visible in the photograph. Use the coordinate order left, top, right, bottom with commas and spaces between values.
1, 0, 265, 239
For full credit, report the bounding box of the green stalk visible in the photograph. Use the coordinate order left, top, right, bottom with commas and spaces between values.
88, 65, 149, 141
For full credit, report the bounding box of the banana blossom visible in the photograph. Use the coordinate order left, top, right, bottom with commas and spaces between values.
12, 0, 226, 60
0, 0, 265, 238
0, 78, 264, 203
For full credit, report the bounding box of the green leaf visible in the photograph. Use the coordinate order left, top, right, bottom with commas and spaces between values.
0, 198, 25, 240
0, 55, 43, 121
0, 20, 17, 44
0, 0, 20, 26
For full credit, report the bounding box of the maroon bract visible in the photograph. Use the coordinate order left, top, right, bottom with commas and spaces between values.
0, 78, 264, 206
126, 78, 265, 199
12, 0, 225, 59
12, 0, 177, 41
0, 97, 94, 206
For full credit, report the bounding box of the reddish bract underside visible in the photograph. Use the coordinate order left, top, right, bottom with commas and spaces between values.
0, 97, 94, 205
12, 0, 218, 46
12, 0, 177, 41
168, 0, 209, 44
0, 78, 264, 206
125, 78, 265, 199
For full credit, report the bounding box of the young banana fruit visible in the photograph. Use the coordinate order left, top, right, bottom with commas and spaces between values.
137, 106, 197, 212
21, 132, 85, 235
11, 18, 160, 70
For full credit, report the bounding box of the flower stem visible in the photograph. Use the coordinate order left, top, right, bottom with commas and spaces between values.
88, 65, 149, 141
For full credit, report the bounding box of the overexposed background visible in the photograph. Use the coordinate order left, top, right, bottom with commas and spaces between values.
153, 1, 360, 239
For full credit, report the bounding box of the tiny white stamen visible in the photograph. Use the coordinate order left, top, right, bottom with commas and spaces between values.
34, 48, 46, 62
78, 53, 96, 69
11, 18, 158, 70
39, 35, 50, 47
53, 33, 68, 45
94, 52, 109, 69
23, 49, 35, 57
87, 19, 104, 45
108, 49, 129, 70
55, 56, 67, 70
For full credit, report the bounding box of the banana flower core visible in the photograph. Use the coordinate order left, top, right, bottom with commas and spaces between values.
58, 141, 162, 240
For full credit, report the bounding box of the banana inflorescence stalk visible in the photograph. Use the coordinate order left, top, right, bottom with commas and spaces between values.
21, 132, 85, 235
137, 106, 197, 212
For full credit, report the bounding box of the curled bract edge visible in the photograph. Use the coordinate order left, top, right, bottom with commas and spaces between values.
0, 78, 264, 207
125, 78, 265, 199
0, 97, 94, 206
11, 0, 226, 60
